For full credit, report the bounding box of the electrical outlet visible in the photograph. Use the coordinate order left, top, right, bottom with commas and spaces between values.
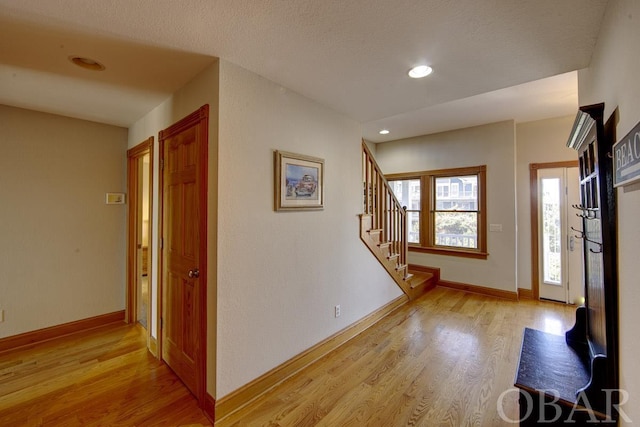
0, 310, 4, 322
334, 305, 341, 318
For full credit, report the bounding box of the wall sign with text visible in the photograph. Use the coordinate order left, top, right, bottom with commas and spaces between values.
613, 120, 640, 187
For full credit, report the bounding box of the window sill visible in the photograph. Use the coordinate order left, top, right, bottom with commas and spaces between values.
409, 245, 489, 260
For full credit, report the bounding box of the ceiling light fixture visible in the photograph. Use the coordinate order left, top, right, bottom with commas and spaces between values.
408, 65, 432, 79
379, 129, 390, 135
69, 56, 105, 71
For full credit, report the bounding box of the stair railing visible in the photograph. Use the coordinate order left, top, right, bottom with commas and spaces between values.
362, 141, 408, 274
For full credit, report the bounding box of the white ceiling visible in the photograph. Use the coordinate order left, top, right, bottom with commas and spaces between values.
0, 0, 608, 140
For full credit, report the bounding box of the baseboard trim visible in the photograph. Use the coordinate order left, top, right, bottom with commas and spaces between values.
438, 280, 518, 301
203, 392, 216, 424
407, 263, 438, 274
518, 288, 534, 300
0, 310, 125, 354
215, 295, 407, 422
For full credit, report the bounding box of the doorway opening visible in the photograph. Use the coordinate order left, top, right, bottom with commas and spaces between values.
127, 138, 154, 337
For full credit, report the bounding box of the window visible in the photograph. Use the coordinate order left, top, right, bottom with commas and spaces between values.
450, 182, 459, 198
434, 176, 477, 249
388, 165, 487, 259
436, 182, 449, 198
541, 177, 561, 284
390, 179, 421, 243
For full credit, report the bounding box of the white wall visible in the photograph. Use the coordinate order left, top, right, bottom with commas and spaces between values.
216, 60, 401, 398
128, 60, 219, 394
373, 121, 517, 293
515, 116, 578, 291
578, 0, 640, 423
0, 105, 128, 337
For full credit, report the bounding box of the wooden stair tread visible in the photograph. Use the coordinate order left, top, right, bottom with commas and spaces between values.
408, 272, 434, 289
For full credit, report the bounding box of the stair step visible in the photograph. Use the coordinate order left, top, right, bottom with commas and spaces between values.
368, 228, 383, 235
409, 272, 434, 289
378, 242, 392, 249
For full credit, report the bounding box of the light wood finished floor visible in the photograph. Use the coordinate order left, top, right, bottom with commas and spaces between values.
0, 322, 212, 426
0, 288, 575, 426
217, 288, 574, 427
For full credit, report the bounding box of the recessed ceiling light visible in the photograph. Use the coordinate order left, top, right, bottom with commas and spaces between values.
379, 129, 390, 135
69, 56, 105, 71
408, 65, 432, 78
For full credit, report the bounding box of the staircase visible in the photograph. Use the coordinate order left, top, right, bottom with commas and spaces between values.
360, 142, 436, 300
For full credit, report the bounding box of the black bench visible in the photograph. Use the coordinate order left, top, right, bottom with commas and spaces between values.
514, 309, 615, 425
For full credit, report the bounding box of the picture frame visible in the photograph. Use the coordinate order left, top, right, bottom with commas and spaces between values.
274, 150, 324, 211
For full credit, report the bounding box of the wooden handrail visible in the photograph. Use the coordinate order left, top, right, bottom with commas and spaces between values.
361, 141, 408, 273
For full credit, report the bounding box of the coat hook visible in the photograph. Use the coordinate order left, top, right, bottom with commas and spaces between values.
571, 226, 585, 238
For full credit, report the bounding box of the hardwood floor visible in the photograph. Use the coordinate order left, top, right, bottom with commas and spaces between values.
216, 288, 575, 427
0, 288, 575, 426
0, 322, 212, 426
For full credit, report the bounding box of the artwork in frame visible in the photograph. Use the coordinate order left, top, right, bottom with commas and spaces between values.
274, 150, 324, 211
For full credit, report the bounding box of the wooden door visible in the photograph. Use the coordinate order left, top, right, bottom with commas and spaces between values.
160, 105, 208, 401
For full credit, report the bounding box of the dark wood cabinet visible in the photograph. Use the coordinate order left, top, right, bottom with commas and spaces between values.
515, 103, 620, 425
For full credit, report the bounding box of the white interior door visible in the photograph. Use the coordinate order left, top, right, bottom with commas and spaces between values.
538, 167, 584, 303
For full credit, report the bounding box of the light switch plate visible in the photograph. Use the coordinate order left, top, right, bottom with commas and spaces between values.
106, 193, 126, 204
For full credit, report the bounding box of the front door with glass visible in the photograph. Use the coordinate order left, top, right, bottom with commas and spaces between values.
538, 167, 583, 303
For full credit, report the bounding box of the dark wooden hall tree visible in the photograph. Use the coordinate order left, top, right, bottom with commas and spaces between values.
514, 102, 620, 424
566, 102, 619, 398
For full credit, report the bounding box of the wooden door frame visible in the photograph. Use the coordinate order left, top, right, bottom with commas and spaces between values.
158, 105, 209, 406
126, 137, 154, 336
530, 160, 578, 300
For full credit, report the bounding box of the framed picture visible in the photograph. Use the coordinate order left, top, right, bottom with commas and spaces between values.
274, 150, 324, 211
